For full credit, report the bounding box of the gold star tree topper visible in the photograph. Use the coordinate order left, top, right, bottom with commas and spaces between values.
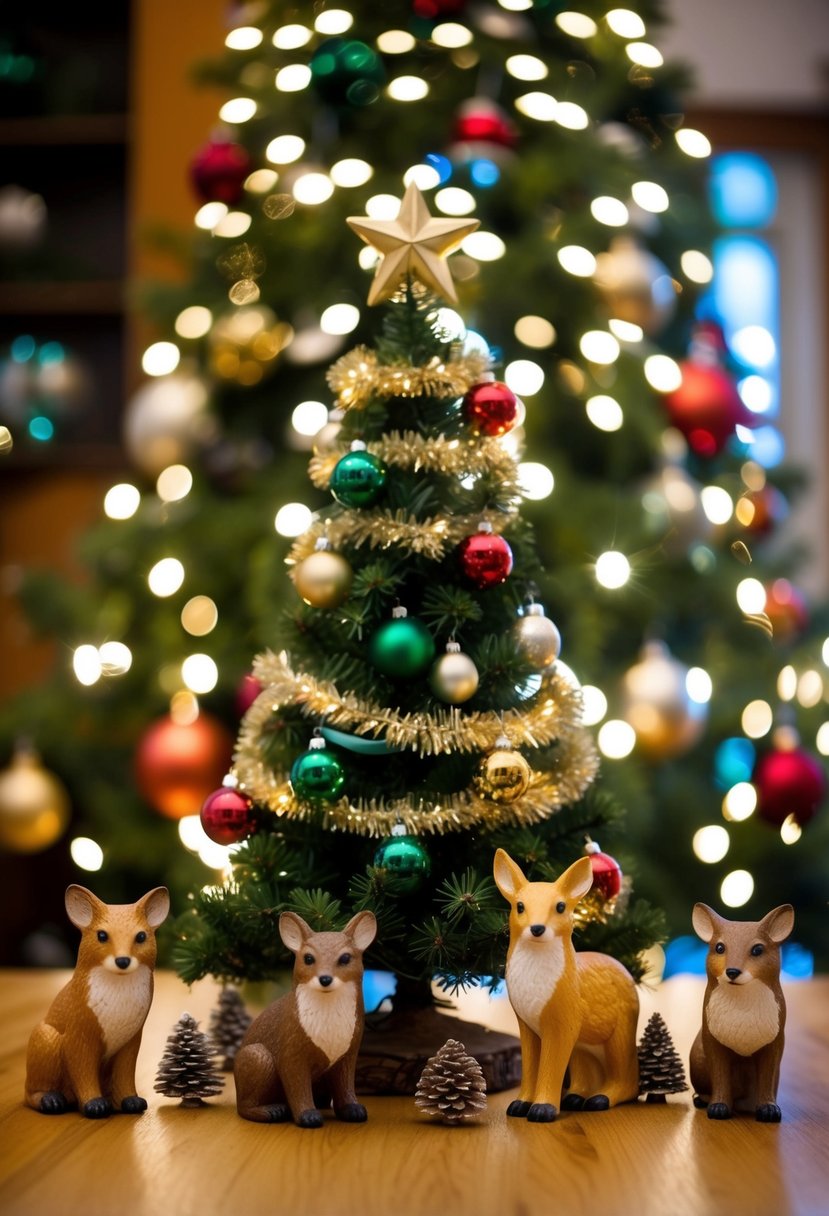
347, 182, 479, 306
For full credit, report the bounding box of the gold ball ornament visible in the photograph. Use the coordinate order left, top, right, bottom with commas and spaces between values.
293, 539, 353, 609
621, 641, 708, 760
593, 236, 677, 335
429, 641, 479, 704
0, 743, 70, 853
514, 604, 561, 668
474, 735, 532, 803
208, 305, 292, 386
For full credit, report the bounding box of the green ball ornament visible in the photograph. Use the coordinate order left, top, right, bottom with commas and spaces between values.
310, 37, 385, 108
373, 826, 431, 894
290, 736, 345, 802
331, 442, 387, 508
370, 606, 436, 679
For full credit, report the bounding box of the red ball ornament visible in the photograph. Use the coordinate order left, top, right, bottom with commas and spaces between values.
754, 740, 826, 827
463, 380, 519, 437
584, 839, 623, 900
458, 522, 514, 588
452, 98, 518, 150
413, 0, 466, 18
235, 672, 263, 717
190, 139, 252, 206
200, 775, 257, 845
135, 713, 234, 820
663, 359, 752, 457
764, 579, 808, 643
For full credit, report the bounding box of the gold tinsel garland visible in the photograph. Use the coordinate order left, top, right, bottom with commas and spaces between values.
308, 430, 522, 493
326, 346, 492, 411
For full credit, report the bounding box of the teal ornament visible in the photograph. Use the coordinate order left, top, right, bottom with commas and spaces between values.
373, 826, 431, 894
370, 606, 436, 679
310, 38, 385, 108
290, 735, 345, 801
319, 726, 397, 756
331, 441, 387, 508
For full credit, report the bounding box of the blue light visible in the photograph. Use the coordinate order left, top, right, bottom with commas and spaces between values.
781, 942, 814, 980
742, 424, 785, 467
709, 152, 777, 229
11, 334, 36, 362
714, 737, 756, 789
470, 158, 500, 187
362, 970, 395, 1012
28, 416, 55, 442
662, 935, 707, 977
38, 341, 65, 365
711, 236, 778, 347
424, 152, 452, 184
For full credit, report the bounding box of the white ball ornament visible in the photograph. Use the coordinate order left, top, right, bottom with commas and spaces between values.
429, 641, 479, 704
514, 603, 561, 668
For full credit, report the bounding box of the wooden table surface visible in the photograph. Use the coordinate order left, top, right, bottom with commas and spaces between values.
1, 968, 827, 1216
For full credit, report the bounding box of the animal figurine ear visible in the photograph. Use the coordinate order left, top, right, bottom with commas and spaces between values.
344, 910, 377, 952
557, 856, 593, 903
493, 848, 527, 900
692, 902, 722, 942
137, 887, 170, 928
279, 910, 313, 953
760, 903, 795, 943
65, 885, 104, 929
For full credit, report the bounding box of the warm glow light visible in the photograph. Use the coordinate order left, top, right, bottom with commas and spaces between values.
701, 485, 733, 525
505, 359, 544, 395
731, 325, 776, 368
175, 306, 212, 340
104, 483, 140, 520
605, 9, 646, 37
403, 164, 441, 191
70, 836, 104, 871
366, 193, 401, 219
156, 464, 193, 503
720, 869, 754, 908
434, 309, 466, 341
178, 815, 205, 852
182, 653, 219, 695
73, 644, 102, 686
275, 64, 312, 92
625, 42, 663, 68
738, 375, 773, 414
780, 815, 802, 845
328, 160, 372, 189
777, 665, 797, 701
598, 719, 636, 758
687, 667, 713, 703
499, 0, 532, 9
608, 319, 643, 343
194, 202, 227, 230
681, 249, 714, 283
595, 551, 630, 588
556, 102, 589, 130
462, 232, 506, 261
644, 354, 682, 392
517, 462, 555, 500
98, 642, 132, 676
142, 342, 180, 377
213, 210, 252, 239
579, 331, 620, 364
816, 722, 829, 756
320, 303, 360, 335
586, 395, 623, 432
741, 699, 773, 738
388, 76, 429, 101
275, 503, 313, 537
315, 9, 353, 34
631, 180, 669, 212
506, 54, 547, 80
148, 557, 185, 598
181, 596, 218, 637
225, 26, 263, 50
581, 685, 608, 725
218, 97, 257, 124
290, 401, 328, 437
797, 669, 823, 708
555, 11, 598, 37
557, 245, 597, 276
693, 825, 730, 863
377, 29, 416, 53
675, 128, 712, 158
435, 187, 476, 215
723, 782, 758, 822
591, 196, 629, 226
514, 92, 558, 122
514, 315, 556, 349
292, 172, 335, 205
432, 22, 473, 48
272, 24, 312, 49
736, 577, 766, 615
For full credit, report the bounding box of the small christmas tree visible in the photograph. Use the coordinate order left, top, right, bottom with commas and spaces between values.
209, 987, 252, 1071
637, 1012, 688, 1102
154, 1012, 225, 1107
415, 1039, 487, 1124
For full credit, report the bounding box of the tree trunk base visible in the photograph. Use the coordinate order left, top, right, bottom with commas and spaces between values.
356, 1006, 521, 1096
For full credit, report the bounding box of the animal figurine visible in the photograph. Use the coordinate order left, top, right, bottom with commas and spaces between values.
493, 848, 639, 1122
235, 909, 377, 1128
24, 884, 170, 1117
690, 901, 794, 1122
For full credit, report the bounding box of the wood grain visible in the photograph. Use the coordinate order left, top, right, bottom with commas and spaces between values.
1, 970, 828, 1216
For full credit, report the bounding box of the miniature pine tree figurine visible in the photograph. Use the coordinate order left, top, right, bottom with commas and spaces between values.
415, 1039, 487, 1124
154, 1012, 225, 1107
637, 1012, 689, 1102
209, 987, 252, 1071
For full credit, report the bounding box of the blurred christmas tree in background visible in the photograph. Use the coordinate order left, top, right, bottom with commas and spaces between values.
2, 0, 827, 972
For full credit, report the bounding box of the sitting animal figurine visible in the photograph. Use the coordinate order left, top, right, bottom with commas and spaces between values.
235, 909, 377, 1128
494, 849, 639, 1122
690, 901, 794, 1122
25, 884, 170, 1117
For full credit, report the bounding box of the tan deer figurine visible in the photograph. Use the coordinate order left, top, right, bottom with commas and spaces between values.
494, 849, 639, 1122
235, 909, 377, 1128
690, 901, 794, 1122
24, 884, 170, 1117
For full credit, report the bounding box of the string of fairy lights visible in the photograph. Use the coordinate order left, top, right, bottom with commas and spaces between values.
56, 3, 826, 914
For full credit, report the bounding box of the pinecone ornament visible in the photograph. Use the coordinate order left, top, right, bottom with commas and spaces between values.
637, 1012, 689, 1102
154, 1012, 226, 1107
209, 987, 252, 1070
415, 1039, 487, 1124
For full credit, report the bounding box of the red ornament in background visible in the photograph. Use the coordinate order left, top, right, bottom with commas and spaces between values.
663, 360, 752, 457
458, 522, 514, 588
584, 839, 623, 900
452, 98, 518, 150
190, 139, 252, 205
135, 713, 234, 820
235, 672, 263, 717
764, 579, 809, 643
463, 380, 519, 437
413, 0, 466, 18
200, 775, 257, 845
735, 485, 788, 537
754, 735, 826, 827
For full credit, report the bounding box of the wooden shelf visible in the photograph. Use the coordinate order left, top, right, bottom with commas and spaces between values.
0, 281, 125, 316
0, 113, 129, 147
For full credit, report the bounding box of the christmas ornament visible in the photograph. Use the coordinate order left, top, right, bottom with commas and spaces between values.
348, 181, 480, 306
0, 336, 88, 429
209, 305, 292, 386
190, 139, 251, 205
462, 379, 519, 437
413, 0, 467, 17
513, 603, 561, 669
134, 713, 234, 820
474, 735, 531, 803
330, 441, 387, 508
621, 641, 708, 760
735, 485, 788, 536
450, 98, 518, 166
209, 988, 252, 1070
639, 458, 711, 557
592, 237, 677, 334
0, 742, 70, 853
373, 823, 431, 894
458, 521, 514, 589
154, 1013, 225, 1107
429, 640, 479, 704
637, 1012, 688, 1102
370, 605, 436, 679
200, 773, 256, 845
293, 537, 353, 609
415, 1039, 487, 1123
763, 579, 808, 643
123, 372, 211, 478
663, 358, 752, 458
583, 838, 623, 901
290, 733, 346, 802
235, 672, 262, 717
0, 184, 47, 253
753, 732, 826, 827
310, 37, 385, 107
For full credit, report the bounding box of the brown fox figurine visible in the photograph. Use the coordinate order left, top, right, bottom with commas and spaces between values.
24, 884, 170, 1117
494, 849, 639, 1122
235, 909, 377, 1128
690, 901, 794, 1122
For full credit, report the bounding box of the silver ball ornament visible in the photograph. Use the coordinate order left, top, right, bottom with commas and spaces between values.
514, 604, 561, 668
429, 642, 479, 704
